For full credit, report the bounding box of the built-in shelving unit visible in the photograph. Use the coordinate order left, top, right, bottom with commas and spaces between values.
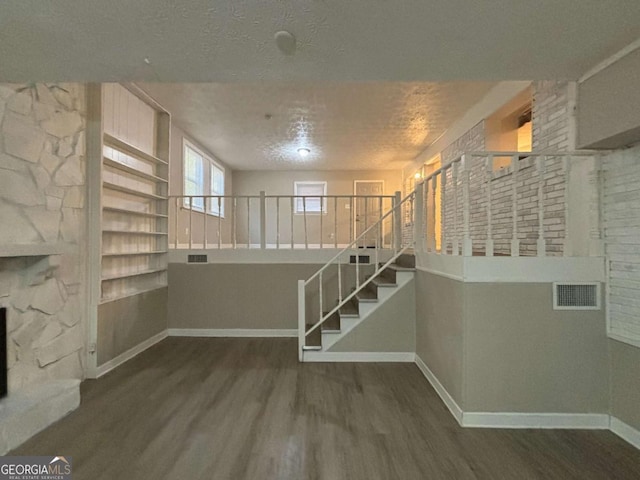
95, 83, 170, 304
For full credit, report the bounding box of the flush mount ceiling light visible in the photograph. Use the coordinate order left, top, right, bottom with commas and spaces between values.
414, 172, 423, 180
275, 30, 297, 55
297, 147, 311, 158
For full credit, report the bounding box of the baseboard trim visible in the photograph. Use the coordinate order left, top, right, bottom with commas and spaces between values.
462, 412, 610, 429
610, 417, 640, 450
167, 328, 297, 338
96, 330, 168, 378
303, 352, 414, 363
414, 354, 464, 425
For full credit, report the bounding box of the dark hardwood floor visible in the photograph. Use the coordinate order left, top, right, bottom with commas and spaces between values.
12, 338, 640, 479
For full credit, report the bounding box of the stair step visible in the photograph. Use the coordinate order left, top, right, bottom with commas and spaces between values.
339, 299, 359, 317
387, 263, 416, 272
372, 277, 397, 288
305, 323, 322, 348
322, 312, 341, 333
395, 253, 416, 269
356, 288, 377, 302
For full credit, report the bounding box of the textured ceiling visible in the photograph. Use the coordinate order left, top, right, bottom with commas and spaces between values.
139, 82, 495, 170
1, 1, 640, 82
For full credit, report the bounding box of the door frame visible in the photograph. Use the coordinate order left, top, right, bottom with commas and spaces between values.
353, 180, 385, 246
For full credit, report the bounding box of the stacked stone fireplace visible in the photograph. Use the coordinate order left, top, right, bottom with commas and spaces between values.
0, 82, 87, 453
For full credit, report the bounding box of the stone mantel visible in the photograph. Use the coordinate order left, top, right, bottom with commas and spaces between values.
0, 243, 69, 258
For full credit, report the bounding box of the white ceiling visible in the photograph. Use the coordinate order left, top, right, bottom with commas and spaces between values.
140, 82, 495, 170
1, 1, 639, 82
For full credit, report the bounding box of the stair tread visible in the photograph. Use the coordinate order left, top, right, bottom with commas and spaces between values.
372, 278, 397, 287
356, 289, 377, 301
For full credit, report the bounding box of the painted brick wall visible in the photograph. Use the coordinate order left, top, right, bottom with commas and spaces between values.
603, 144, 640, 342
532, 81, 573, 152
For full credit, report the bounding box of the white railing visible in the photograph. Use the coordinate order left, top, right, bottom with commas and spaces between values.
414, 151, 603, 257
297, 190, 416, 359
169, 193, 400, 250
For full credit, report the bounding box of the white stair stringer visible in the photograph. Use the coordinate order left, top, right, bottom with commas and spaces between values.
304, 269, 414, 361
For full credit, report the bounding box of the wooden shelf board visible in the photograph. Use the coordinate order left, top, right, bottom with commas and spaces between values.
103, 157, 168, 183
102, 230, 168, 236
103, 133, 168, 166
101, 268, 167, 282
102, 206, 168, 218
102, 251, 167, 257
102, 181, 165, 200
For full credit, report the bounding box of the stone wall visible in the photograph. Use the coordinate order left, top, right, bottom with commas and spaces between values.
0, 83, 86, 392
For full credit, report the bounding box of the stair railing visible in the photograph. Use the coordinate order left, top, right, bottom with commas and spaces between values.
297, 190, 417, 360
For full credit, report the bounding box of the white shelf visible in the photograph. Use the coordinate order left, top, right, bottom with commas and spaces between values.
103, 157, 168, 183
103, 133, 168, 166
103, 206, 167, 218
103, 182, 165, 200
0, 243, 68, 258
101, 268, 167, 282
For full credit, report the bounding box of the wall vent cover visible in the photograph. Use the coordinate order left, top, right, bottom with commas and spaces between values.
349, 255, 370, 264
187, 254, 208, 263
553, 282, 600, 310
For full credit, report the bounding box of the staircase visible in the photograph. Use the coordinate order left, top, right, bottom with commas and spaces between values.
297, 189, 417, 361
303, 254, 415, 358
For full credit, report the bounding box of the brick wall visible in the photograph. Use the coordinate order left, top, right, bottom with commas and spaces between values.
603, 144, 640, 341
532, 81, 573, 152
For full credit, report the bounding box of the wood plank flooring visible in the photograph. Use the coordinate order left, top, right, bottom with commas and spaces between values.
11, 338, 640, 479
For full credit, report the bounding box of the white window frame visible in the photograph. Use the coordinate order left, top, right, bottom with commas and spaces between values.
183, 139, 225, 218
294, 181, 327, 215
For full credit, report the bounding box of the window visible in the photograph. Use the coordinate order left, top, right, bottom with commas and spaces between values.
294, 181, 327, 214
183, 140, 225, 217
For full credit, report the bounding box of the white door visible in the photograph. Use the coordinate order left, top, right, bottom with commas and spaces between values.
354, 181, 384, 247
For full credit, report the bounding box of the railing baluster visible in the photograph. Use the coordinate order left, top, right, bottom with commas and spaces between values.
356, 249, 360, 289
297, 280, 305, 361
174, 197, 179, 249
511, 154, 520, 256
260, 191, 266, 250
422, 180, 428, 252
232, 197, 237, 249
461, 155, 472, 256
350, 197, 354, 244
334, 197, 338, 249
364, 197, 368, 248
320, 195, 323, 249
218, 197, 222, 250
319, 270, 323, 324
276, 196, 280, 249
290, 196, 294, 249
537, 156, 546, 257
338, 260, 343, 303
430, 175, 437, 252
203, 197, 208, 249
189, 196, 193, 250
485, 155, 494, 256
303, 197, 308, 249
441, 169, 447, 253
247, 197, 251, 248
452, 162, 459, 255
378, 196, 383, 248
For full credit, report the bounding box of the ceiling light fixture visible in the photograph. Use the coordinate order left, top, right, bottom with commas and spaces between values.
297, 147, 311, 158
414, 172, 422, 180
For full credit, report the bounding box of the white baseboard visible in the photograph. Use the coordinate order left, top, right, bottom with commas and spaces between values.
610, 417, 640, 450
303, 351, 414, 363
414, 354, 464, 425
167, 328, 297, 338
462, 412, 610, 429
96, 330, 168, 378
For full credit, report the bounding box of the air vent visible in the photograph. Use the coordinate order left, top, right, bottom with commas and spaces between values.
187, 254, 208, 264
349, 255, 370, 264
553, 283, 600, 310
